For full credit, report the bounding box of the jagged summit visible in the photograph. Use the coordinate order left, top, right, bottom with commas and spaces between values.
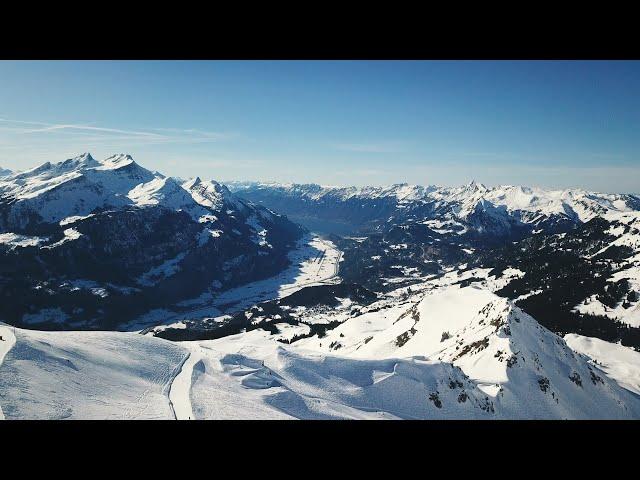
181, 177, 199, 190
59, 152, 98, 168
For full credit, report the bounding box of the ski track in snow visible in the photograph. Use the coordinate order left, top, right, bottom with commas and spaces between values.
168, 347, 199, 420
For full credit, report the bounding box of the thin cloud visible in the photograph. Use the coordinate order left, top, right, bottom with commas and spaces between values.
17, 124, 163, 137
0, 118, 237, 146
331, 142, 405, 153
150, 127, 239, 141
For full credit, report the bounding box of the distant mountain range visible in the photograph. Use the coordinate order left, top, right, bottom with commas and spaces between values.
226, 180, 640, 238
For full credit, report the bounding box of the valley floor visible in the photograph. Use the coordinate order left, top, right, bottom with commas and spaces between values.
126, 234, 342, 332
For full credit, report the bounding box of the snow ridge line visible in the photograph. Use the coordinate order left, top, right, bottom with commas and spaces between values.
166, 351, 191, 420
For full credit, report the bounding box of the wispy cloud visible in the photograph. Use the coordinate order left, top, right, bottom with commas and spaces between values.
0, 118, 238, 147
331, 142, 405, 154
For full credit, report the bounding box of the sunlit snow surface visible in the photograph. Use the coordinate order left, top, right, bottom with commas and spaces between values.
564, 334, 640, 396
3, 280, 640, 419
0, 324, 186, 419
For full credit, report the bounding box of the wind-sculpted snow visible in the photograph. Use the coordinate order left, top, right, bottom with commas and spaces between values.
0, 324, 187, 419
155, 282, 640, 419
184, 334, 497, 419
277, 285, 640, 418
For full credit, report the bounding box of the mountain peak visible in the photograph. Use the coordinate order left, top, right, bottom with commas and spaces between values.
465, 179, 488, 192
100, 153, 135, 169
72, 152, 95, 162
57, 152, 99, 171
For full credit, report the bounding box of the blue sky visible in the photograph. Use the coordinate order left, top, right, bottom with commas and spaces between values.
1, 60, 639, 192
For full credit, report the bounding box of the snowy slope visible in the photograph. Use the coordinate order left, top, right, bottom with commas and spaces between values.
3, 284, 639, 419
0, 325, 17, 420
0, 324, 187, 419
159, 282, 640, 419
0, 153, 253, 228
565, 333, 640, 395
0, 153, 165, 227
178, 331, 493, 420
183, 177, 245, 213
270, 285, 640, 418
583, 212, 640, 327
0, 153, 293, 242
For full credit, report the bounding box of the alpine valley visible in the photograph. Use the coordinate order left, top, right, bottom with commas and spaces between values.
2, 154, 640, 419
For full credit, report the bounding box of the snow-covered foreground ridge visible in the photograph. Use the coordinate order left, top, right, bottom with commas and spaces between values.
2, 285, 639, 419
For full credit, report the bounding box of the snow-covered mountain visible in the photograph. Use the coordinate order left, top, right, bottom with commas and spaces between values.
3, 158, 640, 419
295, 285, 640, 418
0, 154, 304, 330
227, 180, 640, 238
0, 153, 208, 229
0, 166, 11, 178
